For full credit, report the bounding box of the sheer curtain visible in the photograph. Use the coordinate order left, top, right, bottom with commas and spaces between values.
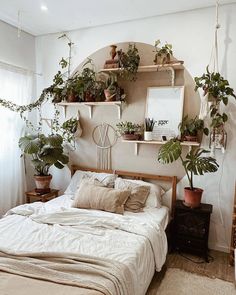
0, 63, 33, 216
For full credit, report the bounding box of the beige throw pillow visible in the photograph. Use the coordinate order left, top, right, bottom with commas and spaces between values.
115, 178, 150, 212
72, 179, 131, 214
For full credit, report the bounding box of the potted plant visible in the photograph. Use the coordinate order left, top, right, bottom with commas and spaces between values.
103, 72, 118, 101
19, 133, 69, 193
116, 121, 142, 140
179, 115, 209, 142
153, 39, 173, 65
117, 43, 140, 81
158, 139, 219, 208
144, 118, 156, 141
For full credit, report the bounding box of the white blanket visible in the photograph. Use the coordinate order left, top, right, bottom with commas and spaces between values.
1, 196, 168, 295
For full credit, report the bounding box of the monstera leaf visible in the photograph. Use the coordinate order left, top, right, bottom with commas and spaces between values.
158, 139, 182, 164
184, 148, 219, 175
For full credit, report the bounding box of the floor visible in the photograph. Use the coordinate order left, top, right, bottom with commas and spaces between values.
147, 250, 234, 294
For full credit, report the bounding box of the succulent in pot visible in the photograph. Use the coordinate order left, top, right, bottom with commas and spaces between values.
178, 115, 209, 142
19, 133, 69, 193
144, 118, 156, 141
158, 138, 218, 208
116, 121, 142, 140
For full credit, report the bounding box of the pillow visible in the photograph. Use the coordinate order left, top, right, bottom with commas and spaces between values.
114, 178, 150, 212
115, 178, 165, 208
72, 179, 131, 214
64, 170, 117, 195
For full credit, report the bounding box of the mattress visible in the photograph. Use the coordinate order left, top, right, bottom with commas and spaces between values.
0, 194, 169, 295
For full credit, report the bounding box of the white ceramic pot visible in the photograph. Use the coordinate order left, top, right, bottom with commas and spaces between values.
144, 131, 152, 141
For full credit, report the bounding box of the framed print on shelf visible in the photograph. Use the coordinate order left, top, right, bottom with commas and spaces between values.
145, 86, 185, 141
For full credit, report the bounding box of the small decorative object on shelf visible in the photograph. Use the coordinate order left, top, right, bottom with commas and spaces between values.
25, 189, 59, 203
116, 121, 142, 140
158, 139, 219, 208
178, 115, 209, 142
153, 39, 173, 65
172, 200, 213, 262
104, 44, 119, 69
144, 118, 156, 141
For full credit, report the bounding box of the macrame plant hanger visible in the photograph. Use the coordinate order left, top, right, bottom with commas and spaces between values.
92, 123, 117, 170
199, 1, 226, 155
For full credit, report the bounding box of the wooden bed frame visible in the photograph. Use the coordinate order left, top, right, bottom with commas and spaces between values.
71, 165, 177, 217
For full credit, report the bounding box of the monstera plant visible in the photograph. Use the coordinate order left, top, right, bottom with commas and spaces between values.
158, 139, 218, 208
19, 133, 69, 193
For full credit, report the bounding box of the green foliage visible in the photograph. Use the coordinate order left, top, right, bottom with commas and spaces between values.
19, 133, 69, 176
117, 43, 140, 81
145, 118, 156, 131
158, 138, 219, 190
179, 115, 209, 137
116, 121, 142, 135
194, 67, 236, 128
153, 39, 173, 64
61, 117, 78, 143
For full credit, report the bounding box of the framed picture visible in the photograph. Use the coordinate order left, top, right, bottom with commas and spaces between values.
145, 86, 185, 140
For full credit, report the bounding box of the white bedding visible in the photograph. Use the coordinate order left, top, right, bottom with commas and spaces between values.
0, 195, 169, 295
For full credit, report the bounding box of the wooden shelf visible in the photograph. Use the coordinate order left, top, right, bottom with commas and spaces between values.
99, 62, 184, 73
99, 62, 184, 86
57, 101, 122, 119
122, 139, 200, 156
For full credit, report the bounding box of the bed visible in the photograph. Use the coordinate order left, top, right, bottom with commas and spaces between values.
0, 166, 177, 295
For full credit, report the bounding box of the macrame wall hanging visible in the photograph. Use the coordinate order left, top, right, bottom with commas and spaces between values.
92, 123, 117, 170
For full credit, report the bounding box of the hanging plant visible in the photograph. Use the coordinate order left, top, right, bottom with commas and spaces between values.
195, 67, 235, 150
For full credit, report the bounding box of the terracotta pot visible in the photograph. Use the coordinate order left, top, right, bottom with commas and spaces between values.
185, 135, 198, 142
104, 89, 116, 101
184, 187, 203, 208
34, 175, 52, 194
67, 92, 77, 102
84, 91, 95, 102
122, 134, 139, 140
110, 45, 117, 60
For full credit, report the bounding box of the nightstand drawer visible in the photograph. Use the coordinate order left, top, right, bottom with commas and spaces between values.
175, 236, 206, 250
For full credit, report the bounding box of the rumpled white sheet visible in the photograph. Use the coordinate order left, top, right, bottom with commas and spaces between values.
1, 195, 168, 295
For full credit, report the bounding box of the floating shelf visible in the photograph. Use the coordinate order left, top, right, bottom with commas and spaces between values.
99, 62, 184, 86
57, 101, 122, 119
122, 139, 200, 156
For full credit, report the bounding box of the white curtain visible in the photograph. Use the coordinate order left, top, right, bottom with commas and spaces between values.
0, 63, 33, 216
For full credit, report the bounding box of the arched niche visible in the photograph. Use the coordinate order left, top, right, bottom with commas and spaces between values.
66, 42, 201, 181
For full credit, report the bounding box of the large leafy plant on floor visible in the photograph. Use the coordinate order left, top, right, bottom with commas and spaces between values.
158, 139, 219, 190
19, 134, 69, 176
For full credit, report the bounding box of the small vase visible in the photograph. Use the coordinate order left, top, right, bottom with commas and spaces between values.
144, 131, 152, 141
110, 45, 117, 60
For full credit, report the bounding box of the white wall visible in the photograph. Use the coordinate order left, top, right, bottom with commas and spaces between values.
35, 3, 236, 252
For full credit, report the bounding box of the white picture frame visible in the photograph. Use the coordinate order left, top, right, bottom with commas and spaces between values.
145, 86, 185, 140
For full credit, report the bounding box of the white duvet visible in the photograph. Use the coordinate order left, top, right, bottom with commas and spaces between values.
0, 195, 168, 295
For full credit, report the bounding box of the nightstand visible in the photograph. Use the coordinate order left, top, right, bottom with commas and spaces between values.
172, 199, 213, 262
25, 189, 59, 203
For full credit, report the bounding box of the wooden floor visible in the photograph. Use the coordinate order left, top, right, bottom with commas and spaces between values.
147, 250, 234, 294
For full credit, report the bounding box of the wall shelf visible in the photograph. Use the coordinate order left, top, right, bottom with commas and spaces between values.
122, 139, 200, 156
57, 101, 122, 119
99, 62, 184, 86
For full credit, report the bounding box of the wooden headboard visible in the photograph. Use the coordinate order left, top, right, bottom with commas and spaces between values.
71, 165, 177, 217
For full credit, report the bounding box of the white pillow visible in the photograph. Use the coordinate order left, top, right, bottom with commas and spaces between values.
64, 170, 117, 195
115, 178, 165, 208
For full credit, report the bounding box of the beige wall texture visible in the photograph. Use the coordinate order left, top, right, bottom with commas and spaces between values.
35, 4, 236, 252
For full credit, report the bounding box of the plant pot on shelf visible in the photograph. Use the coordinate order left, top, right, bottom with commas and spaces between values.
34, 175, 52, 194
122, 133, 139, 140
184, 187, 203, 208
185, 135, 198, 142
144, 131, 153, 141
104, 89, 116, 102
67, 92, 78, 102
84, 91, 95, 102
154, 54, 171, 65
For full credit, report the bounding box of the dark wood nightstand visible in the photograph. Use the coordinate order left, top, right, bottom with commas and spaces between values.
172, 199, 213, 262
25, 189, 59, 203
